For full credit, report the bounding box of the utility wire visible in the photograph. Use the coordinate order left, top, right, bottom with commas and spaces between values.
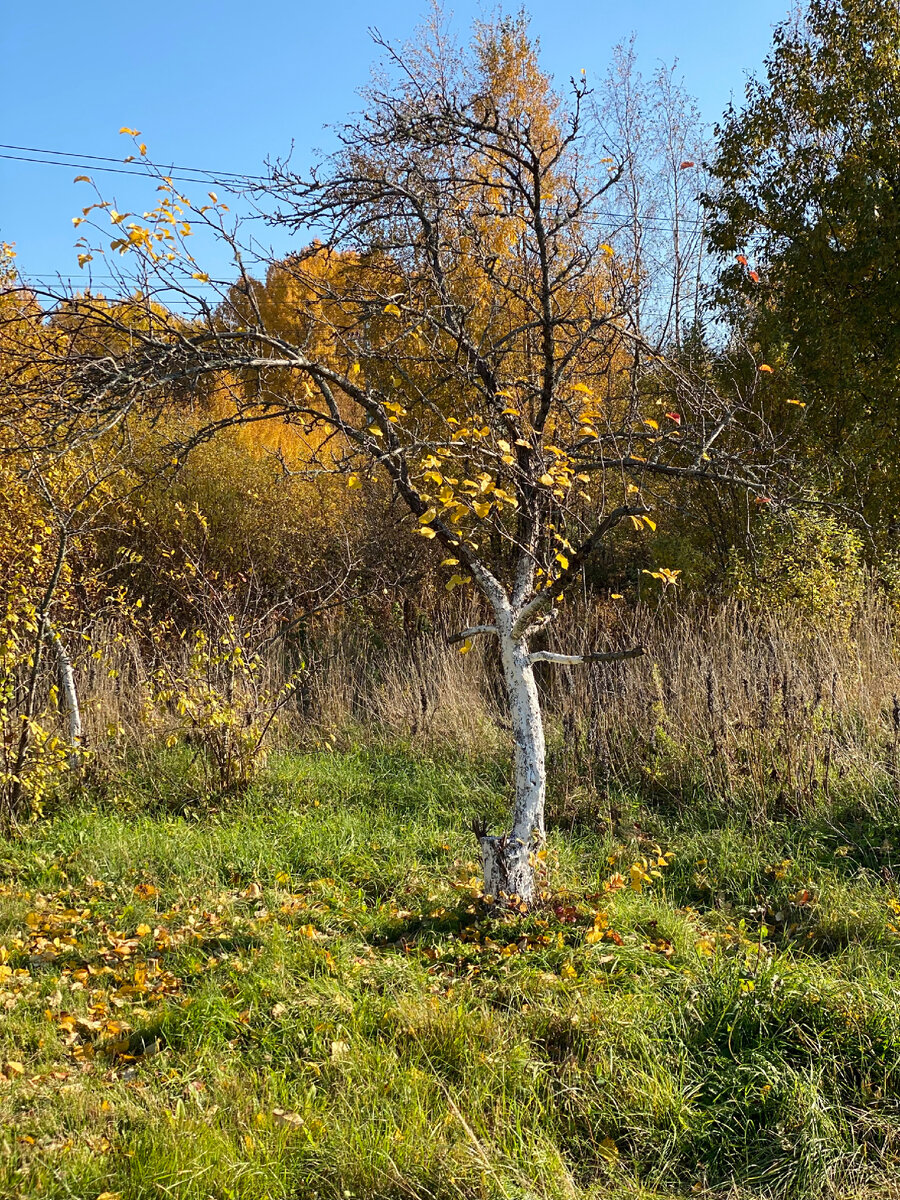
0, 150, 251, 188
25, 274, 218, 283
1, 140, 708, 231
0, 142, 255, 181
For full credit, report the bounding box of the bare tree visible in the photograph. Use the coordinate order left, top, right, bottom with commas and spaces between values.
8, 15, 783, 897
598, 41, 711, 353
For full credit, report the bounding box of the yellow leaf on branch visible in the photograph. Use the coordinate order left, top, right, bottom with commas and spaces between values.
445, 574, 471, 591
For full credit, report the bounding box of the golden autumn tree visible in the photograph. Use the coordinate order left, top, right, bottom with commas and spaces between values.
18, 15, 783, 896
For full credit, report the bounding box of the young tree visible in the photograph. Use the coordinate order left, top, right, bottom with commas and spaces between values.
0, 252, 128, 824
16, 15, 781, 897
599, 42, 710, 354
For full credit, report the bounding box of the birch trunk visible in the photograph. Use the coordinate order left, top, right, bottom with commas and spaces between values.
44, 619, 83, 767
477, 623, 546, 903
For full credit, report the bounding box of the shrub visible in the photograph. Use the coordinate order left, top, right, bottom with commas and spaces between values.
726, 508, 866, 633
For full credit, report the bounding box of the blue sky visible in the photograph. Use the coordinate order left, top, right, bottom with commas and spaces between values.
3, 0, 790, 286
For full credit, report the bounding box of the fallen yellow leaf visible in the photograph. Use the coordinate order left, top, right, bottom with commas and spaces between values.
272, 1108, 304, 1127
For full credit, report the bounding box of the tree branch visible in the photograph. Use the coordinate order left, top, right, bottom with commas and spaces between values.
447, 625, 499, 645
511, 504, 646, 638
529, 646, 644, 666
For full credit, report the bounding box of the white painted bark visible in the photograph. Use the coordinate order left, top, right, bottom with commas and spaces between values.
530, 647, 644, 667
460, 605, 640, 903
477, 612, 546, 904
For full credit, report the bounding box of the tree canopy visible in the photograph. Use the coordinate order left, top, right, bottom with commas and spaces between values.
705, 0, 900, 533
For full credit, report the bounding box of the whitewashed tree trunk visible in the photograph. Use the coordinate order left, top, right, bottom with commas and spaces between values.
476, 614, 546, 903
456, 573, 641, 904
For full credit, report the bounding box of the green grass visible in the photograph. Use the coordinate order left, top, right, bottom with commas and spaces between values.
3, 747, 900, 1199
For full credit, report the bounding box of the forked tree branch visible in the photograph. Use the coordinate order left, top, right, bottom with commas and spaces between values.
511, 504, 647, 638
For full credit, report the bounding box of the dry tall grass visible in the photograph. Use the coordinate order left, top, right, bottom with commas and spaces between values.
73, 593, 900, 819
543, 594, 900, 821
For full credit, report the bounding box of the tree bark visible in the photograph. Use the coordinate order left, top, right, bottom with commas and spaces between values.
477, 618, 546, 904
6, 530, 68, 824
44, 619, 83, 767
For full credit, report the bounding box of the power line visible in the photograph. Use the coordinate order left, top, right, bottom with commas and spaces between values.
1, 139, 708, 232
0, 150, 252, 189
21, 271, 224, 291
25, 274, 218, 283
0, 142, 256, 182
24, 279, 222, 292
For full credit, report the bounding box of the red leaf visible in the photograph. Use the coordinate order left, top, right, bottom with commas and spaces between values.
664, 412, 682, 424
748, 270, 760, 283
754, 496, 772, 504
679, 160, 695, 169
736, 254, 748, 266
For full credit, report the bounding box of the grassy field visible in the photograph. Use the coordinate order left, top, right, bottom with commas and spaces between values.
3, 748, 900, 1199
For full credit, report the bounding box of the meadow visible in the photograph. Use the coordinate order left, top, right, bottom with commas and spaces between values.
3, 598, 900, 1200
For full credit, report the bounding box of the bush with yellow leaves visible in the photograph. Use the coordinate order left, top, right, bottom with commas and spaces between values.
0, 589, 78, 826
140, 622, 303, 794
726, 507, 866, 634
